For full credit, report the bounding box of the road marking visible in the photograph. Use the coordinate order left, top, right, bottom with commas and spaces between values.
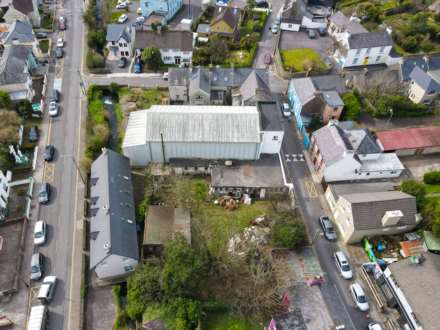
305, 180, 318, 198
285, 153, 305, 162
43, 163, 55, 183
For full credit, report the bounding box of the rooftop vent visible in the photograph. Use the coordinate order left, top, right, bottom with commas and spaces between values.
103, 242, 111, 250
382, 210, 403, 227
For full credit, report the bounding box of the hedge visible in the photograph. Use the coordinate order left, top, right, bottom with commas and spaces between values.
424, 171, 440, 185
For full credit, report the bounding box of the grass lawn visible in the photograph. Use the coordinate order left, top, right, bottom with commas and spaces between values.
39, 39, 49, 54
203, 312, 261, 330
425, 184, 440, 195
281, 48, 327, 73
119, 87, 169, 109
111, 11, 123, 23
41, 13, 54, 30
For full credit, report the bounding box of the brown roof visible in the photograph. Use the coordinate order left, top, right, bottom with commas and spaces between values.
211, 6, 240, 30
12, 0, 34, 14
134, 30, 193, 51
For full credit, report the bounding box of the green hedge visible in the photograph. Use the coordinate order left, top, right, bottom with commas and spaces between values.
424, 171, 440, 185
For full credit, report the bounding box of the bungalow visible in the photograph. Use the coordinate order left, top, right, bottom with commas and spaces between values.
325, 182, 420, 243
140, 0, 183, 24
89, 149, 139, 280
210, 6, 241, 39
134, 30, 194, 66
310, 121, 404, 183
2, 0, 41, 27
105, 24, 135, 60
0, 44, 38, 101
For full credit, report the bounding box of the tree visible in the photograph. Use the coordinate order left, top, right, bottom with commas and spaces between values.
15, 100, 32, 118
86, 50, 105, 69
0, 90, 12, 109
207, 37, 228, 64
272, 214, 306, 249
342, 92, 361, 120
141, 47, 162, 71
400, 180, 426, 210
0, 145, 13, 171
401, 35, 418, 52
126, 259, 163, 320
0, 111, 21, 145
167, 298, 201, 330
87, 29, 106, 52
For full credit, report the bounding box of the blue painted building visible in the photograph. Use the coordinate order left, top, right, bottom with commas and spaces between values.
140, 0, 183, 24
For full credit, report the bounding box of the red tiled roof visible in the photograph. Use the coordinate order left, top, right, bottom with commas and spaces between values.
377, 126, 440, 151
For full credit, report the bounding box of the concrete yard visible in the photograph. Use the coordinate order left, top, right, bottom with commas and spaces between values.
85, 286, 116, 330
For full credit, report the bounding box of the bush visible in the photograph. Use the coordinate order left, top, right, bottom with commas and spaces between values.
424, 171, 440, 185
342, 92, 361, 120
401, 35, 418, 52
373, 95, 428, 118
0, 90, 12, 109
272, 214, 306, 249
86, 50, 105, 69
141, 47, 162, 71
400, 180, 426, 210
15, 99, 32, 119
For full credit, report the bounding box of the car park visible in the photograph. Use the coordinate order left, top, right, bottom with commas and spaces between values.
37, 276, 57, 304
38, 183, 51, 204
58, 16, 66, 30
36, 32, 48, 39
30, 252, 44, 281
56, 38, 64, 48
118, 57, 127, 68
33, 221, 46, 246
334, 251, 353, 279
55, 47, 63, 58
43, 145, 55, 161
349, 283, 369, 311
29, 126, 39, 142
48, 101, 59, 117
264, 53, 272, 65
118, 14, 128, 23
50, 89, 59, 103
319, 216, 337, 241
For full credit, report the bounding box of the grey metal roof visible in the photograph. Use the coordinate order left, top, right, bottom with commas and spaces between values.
409, 66, 440, 93
348, 31, 393, 49
321, 91, 343, 107
341, 191, 417, 230
106, 24, 132, 42
258, 102, 282, 131
388, 253, 440, 330
0, 44, 33, 85
239, 70, 272, 104
400, 55, 440, 81
89, 149, 138, 270
196, 24, 210, 34
144, 105, 261, 143
189, 67, 210, 95
3, 20, 35, 44
134, 30, 193, 51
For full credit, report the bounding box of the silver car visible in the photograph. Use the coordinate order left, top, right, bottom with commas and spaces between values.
319, 216, 337, 241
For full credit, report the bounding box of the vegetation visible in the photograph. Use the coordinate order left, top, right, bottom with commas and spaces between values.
83, 0, 107, 69
203, 313, 260, 330
141, 47, 163, 71
41, 12, 54, 30
39, 39, 50, 54
341, 92, 362, 121
424, 171, 440, 185
15, 100, 32, 119
400, 180, 426, 210
372, 94, 428, 118
118, 87, 168, 109
0, 111, 21, 170
86, 50, 105, 69
281, 48, 328, 73
0, 91, 12, 109
271, 212, 307, 249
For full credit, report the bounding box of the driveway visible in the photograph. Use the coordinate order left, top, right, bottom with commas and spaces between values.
279, 30, 333, 61
85, 286, 116, 330
169, 0, 202, 27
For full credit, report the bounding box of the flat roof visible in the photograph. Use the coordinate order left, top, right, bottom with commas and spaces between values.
388, 252, 440, 329
360, 153, 404, 172
329, 181, 398, 198
258, 102, 282, 131
211, 154, 285, 188
377, 126, 440, 151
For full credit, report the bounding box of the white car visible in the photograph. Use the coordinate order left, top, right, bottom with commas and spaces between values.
116, 2, 127, 9
48, 101, 59, 117
118, 14, 128, 24
271, 24, 279, 34
368, 322, 383, 330
281, 102, 291, 117
334, 251, 353, 280
137, 7, 142, 14
56, 37, 64, 48
136, 16, 145, 24
38, 276, 57, 304
349, 283, 369, 312
163, 72, 169, 80
33, 220, 46, 246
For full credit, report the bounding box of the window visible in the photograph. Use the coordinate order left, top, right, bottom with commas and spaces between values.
119, 43, 123, 47
112, 41, 115, 45
353, 58, 359, 64
120, 51, 124, 57
124, 265, 134, 272
125, 51, 129, 56
124, 43, 127, 47
356, 49, 361, 56
375, 55, 381, 62
379, 46, 385, 53
272, 136, 279, 141
366, 48, 371, 54
366, 172, 370, 176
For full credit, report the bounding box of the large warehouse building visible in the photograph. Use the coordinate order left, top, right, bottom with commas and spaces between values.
122, 104, 284, 167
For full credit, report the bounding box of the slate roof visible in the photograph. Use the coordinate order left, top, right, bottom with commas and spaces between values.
321, 91, 343, 107
329, 11, 367, 34
189, 67, 210, 95
289, 78, 316, 106
388, 252, 440, 330
3, 20, 34, 44
400, 55, 440, 81
89, 149, 138, 270
106, 24, 132, 42
134, 30, 193, 51
12, 0, 33, 14
239, 70, 272, 103
141, 105, 261, 143
348, 31, 393, 49
341, 191, 417, 230
311, 75, 347, 93
345, 129, 382, 154
168, 67, 190, 86
0, 44, 33, 85
196, 23, 210, 34
211, 6, 240, 30
258, 102, 282, 131
409, 66, 440, 93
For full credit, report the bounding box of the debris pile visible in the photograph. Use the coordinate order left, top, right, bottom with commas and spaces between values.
228, 216, 272, 256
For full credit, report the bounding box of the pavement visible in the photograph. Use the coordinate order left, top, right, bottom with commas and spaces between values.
85, 286, 116, 330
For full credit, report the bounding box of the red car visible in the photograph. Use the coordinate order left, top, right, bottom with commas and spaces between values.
58, 16, 66, 30
264, 53, 272, 65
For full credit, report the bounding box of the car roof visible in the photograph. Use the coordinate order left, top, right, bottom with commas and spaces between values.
38, 283, 51, 297
34, 220, 44, 232
43, 275, 57, 283
351, 283, 364, 294
335, 251, 347, 260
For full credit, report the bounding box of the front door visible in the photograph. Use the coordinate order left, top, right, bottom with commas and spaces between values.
175, 56, 181, 65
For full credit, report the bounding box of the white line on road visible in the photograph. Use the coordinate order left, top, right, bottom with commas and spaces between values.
333, 282, 357, 330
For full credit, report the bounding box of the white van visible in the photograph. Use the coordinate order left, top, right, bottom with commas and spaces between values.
334, 251, 353, 279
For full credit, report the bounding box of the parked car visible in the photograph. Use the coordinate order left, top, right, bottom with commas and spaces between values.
271, 23, 279, 34
48, 101, 59, 117
50, 89, 59, 103
274, 18, 281, 25
33, 221, 46, 246
334, 251, 353, 279
30, 252, 44, 281
36, 32, 48, 39
29, 126, 39, 142
163, 72, 169, 80
349, 283, 369, 311
137, 7, 142, 14
38, 276, 57, 304
58, 16, 66, 30
118, 57, 127, 68
256, 1, 269, 8
367, 322, 383, 330
43, 145, 55, 161
118, 14, 128, 23
116, 2, 128, 9
55, 47, 63, 58
319, 216, 337, 241
281, 102, 291, 117
134, 57, 142, 73
264, 53, 272, 65
318, 27, 327, 36
38, 183, 51, 204
56, 37, 64, 48
136, 16, 145, 24
308, 29, 317, 39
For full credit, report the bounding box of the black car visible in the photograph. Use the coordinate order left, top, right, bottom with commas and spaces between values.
38, 183, 51, 204
256, 1, 269, 8
55, 47, 63, 58
49, 89, 59, 103
43, 145, 55, 162
118, 57, 127, 68
35, 32, 48, 39
29, 126, 39, 142
319, 216, 337, 241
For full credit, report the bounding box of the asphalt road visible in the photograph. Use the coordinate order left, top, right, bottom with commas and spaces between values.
35, 0, 84, 329
278, 96, 370, 330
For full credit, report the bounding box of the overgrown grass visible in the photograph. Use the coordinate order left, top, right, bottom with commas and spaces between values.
426, 184, 440, 195
281, 48, 328, 73
203, 312, 261, 330
41, 13, 54, 30
111, 12, 123, 23
39, 39, 50, 54
224, 46, 257, 68
119, 87, 168, 109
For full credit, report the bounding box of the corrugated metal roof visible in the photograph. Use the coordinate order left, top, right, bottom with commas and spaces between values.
377, 126, 440, 151
123, 110, 148, 148
144, 105, 261, 143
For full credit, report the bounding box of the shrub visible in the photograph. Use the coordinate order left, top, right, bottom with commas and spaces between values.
272, 214, 306, 249
0, 90, 12, 109
400, 180, 426, 210
373, 95, 427, 118
342, 92, 361, 120
86, 50, 105, 69
141, 47, 162, 70
424, 171, 440, 185
401, 35, 418, 52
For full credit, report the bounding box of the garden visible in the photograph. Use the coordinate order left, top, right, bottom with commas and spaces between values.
38, 39, 50, 54
280, 48, 328, 73
337, 0, 440, 55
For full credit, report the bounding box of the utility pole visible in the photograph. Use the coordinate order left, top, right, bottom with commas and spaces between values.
72, 156, 87, 186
